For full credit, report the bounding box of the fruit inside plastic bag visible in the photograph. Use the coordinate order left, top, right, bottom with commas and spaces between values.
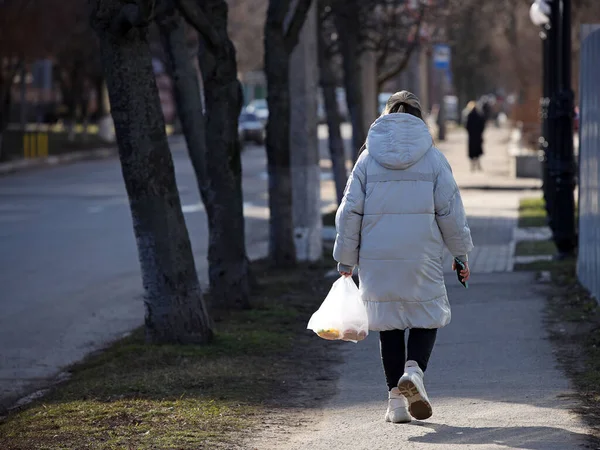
316, 329, 341, 340
307, 277, 369, 343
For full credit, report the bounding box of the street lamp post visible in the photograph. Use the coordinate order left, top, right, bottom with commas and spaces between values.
553, 0, 577, 257
531, 4, 553, 236
529, 0, 577, 258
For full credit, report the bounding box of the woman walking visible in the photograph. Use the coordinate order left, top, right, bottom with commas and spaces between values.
465, 100, 486, 172
333, 91, 473, 423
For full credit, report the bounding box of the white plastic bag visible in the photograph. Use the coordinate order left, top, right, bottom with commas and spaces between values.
307, 277, 369, 343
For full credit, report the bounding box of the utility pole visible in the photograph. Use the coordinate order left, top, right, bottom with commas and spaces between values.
289, 1, 322, 262
432, 44, 450, 141
539, 6, 555, 237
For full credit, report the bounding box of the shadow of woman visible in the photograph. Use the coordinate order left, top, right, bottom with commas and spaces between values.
407, 422, 590, 449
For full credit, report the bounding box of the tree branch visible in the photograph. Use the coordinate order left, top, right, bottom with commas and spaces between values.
150, 0, 178, 23
376, 35, 390, 71
284, 0, 313, 52
174, 0, 221, 50
377, 45, 414, 87
110, 3, 144, 35
376, 3, 426, 87
269, 0, 292, 26
0, 60, 20, 108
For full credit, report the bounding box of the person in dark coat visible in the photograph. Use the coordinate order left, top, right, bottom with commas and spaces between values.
465, 102, 486, 172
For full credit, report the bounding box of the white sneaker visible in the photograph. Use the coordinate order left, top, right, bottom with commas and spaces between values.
385, 387, 411, 423
397, 360, 432, 420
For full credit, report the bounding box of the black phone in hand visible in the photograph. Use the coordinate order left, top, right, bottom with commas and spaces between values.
454, 257, 468, 288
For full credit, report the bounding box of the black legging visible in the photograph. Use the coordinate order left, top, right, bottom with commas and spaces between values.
379, 328, 438, 391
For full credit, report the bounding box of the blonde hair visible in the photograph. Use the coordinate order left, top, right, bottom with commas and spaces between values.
382, 90, 424, 121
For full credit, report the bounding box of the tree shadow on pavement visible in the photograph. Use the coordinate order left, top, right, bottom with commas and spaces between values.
408, 422, 592, 449
461, 185, 541, 192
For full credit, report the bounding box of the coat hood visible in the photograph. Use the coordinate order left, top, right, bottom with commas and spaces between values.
366, 113, 433, 170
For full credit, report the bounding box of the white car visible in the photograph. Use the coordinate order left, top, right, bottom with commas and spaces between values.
245, 99, 268, 123
238, 112, 265, 145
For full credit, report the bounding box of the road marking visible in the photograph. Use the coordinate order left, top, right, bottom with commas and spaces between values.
259, 171, 335, 181
181, 202, 270, 219
85, 199, 335, 221
243, 202, 269, 219
181, 203, 204, 213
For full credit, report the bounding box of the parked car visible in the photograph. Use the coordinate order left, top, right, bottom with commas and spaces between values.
238, 112, 265, 145
245, 99, 268, 123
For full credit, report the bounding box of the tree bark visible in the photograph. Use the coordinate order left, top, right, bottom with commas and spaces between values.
317, 6, 346, 204
332, 1, 366, 162
195, 0, 252, 309
80, 89, 90, 143
58, 64, 82, 142
263, 3, 297, 267
159, 1, 251, 310
290, 1, 322, 262
95, 75, 109, 117
19, 61, 27, 131
0, 63, 17, 160
90, 0, 212, 344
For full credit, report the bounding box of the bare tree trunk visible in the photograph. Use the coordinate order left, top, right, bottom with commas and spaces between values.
264, 5, 297, 267
80, 90, 90, 143
290, 1, 322, 262
322, 86, 346, 204
254, 0, 312, 266
19, 62, 27, 132
0, 63, 17, 161
196, 0, 252, 308
66, 66, 83, 142
317, 6, 346, 204
159, 2, 251, 310
90, 0, 212, 344
95, 76, 109, 117
332, 1, 365, 162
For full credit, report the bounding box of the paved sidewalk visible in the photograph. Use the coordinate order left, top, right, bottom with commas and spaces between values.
254, 127, 590, 449
259, 272, 588, 450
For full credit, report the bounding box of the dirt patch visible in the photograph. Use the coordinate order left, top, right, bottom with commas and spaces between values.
243, 256, 344, 449
543, 262, 600, 446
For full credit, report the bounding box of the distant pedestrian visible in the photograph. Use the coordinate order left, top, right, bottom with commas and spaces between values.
465, 101, 486, 172
334, 91, 474, 423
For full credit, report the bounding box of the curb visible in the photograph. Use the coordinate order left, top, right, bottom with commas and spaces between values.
0, 147, 118, 177
0, 134, 187, 177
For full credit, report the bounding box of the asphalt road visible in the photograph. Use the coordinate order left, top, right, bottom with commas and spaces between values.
0, 134, 339, 408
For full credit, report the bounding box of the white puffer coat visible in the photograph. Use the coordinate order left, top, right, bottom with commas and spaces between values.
333, 113, 474, 331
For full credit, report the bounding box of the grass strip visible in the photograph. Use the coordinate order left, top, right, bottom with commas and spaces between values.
518, 197, 548, 228
515, 239, 556, 257
545, 262, 600, 444
0, 259, 337, 450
